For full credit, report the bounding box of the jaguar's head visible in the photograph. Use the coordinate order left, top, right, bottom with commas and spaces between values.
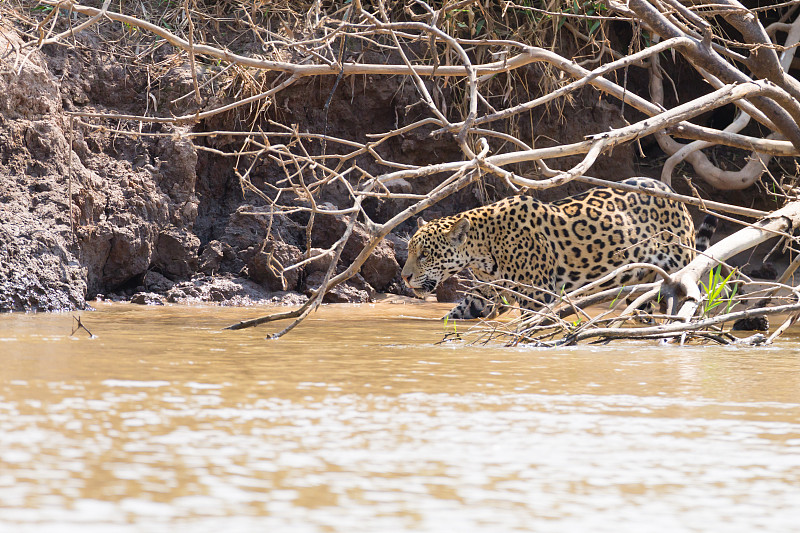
401, 216, 472, 297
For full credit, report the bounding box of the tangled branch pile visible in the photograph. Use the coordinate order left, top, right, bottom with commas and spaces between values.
7, 0, 800, 344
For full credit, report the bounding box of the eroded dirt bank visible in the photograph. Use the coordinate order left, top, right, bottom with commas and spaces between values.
0, 22, 648, 312
0, 24, 398, 310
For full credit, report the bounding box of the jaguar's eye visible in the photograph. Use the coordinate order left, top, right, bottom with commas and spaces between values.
418, 250, 428, 261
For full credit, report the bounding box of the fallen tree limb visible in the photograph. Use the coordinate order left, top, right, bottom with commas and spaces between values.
555, 301, 800, 347
671, 200, 800, 321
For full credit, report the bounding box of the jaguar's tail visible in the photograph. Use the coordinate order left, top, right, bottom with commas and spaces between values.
696, 215, 718, 253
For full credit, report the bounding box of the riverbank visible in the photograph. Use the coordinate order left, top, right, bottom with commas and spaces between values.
0, 4, 777, 314
0, 8, 637, 313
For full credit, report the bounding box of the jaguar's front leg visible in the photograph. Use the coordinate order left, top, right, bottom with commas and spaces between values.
444, 284, 506, 320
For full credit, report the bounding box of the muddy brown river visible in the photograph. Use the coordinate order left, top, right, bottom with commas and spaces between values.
1, 302, 799, 532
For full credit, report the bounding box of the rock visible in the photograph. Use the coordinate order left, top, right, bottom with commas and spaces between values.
103, 221, 155, 287
360, 238, 400, 292
305, 271, 375, 303
0, 25, 211, 310
77, 225, 114, 297
385, 178, 412, 194
0, 223, 87, 312
130, 292, 165, 305
304, 271, 328, 295
247, 240, 304, 291
311, 213, 400, 292
198, 240, 239, 274
305, 247, 334, 274
199, 241, 224, 273
153, 227, 200, 280
303, 247, 385, 297
0, 29, 203, 306
346, 273, 376, 301
385, 278, 415, 297
143, 271, 174, 292
385, 233, 409, 266
209, 287, 228, 302
436, 274, 471, 303
164, 274, 305, 306
324, 282, 372, 303
222, 206, 298, 251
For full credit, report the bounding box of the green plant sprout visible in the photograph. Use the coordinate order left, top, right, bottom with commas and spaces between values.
700, 266, 739, 316
443, 315, 457, 336
609, 286, 625, 308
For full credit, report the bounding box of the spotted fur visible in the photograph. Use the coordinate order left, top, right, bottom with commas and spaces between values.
401, 177, 708, 320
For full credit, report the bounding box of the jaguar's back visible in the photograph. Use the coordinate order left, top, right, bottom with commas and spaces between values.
402, 177, 701, 320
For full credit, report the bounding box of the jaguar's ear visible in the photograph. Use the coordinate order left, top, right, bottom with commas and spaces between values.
447, 218, 471, 246
416, 217, 426, 229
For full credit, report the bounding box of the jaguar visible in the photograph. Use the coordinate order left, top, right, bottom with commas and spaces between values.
401, 177, 715, 320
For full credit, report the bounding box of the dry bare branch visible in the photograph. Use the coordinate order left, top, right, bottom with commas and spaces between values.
8, 0, 800, 344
